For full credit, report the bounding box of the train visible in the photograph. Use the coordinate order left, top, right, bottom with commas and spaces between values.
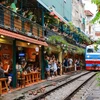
85, 44, 100, 70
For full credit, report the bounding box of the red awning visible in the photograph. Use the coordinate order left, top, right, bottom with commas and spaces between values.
0, 28, 48, 46
84, 10, 93, 16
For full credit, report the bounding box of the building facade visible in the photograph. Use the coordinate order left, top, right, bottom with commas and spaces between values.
72, 0, 85, 32
38, 0, 72, 21
0, 0, 90, 90
83, 0, 100, 41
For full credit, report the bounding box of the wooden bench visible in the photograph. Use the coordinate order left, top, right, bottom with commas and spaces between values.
0, 78, 8, 95
23, 72, 41, 85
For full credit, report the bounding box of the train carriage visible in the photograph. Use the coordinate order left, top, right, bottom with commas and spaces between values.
85, 44, 100, 70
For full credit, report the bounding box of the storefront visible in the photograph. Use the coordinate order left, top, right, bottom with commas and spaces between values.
0, 28, 48, 88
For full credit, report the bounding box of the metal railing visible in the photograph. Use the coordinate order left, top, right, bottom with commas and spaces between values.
0, 4, 43, 39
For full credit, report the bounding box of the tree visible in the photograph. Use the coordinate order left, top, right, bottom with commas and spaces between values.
91, 0, 100, 23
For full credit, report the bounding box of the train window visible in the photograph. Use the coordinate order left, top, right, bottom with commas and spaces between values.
87, 48, 93, 53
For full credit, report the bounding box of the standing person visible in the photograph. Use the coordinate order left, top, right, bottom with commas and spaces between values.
52, 58, 57, 76
49, 57, 53, 77
63, 57, 68, 72
44, 56, 50, 79
74, 59, 77, 71
77, 59, 80, 70
0, 0, 6, 26
57, 61, 61, 75
69, 58, 73, 68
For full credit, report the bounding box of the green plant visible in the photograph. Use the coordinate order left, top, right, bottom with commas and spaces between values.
47, 35, 68, 50
91, 0, 100, 23
44, 13, 60, 26
91, 12, 100, 23
96, 72, 100, 86
45, 47, 52, 55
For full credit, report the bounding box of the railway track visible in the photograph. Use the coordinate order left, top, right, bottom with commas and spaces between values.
70, 75, 97, 100
21, 71, 95, 100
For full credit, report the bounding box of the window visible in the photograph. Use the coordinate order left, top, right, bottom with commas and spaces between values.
87, 49, 93, 53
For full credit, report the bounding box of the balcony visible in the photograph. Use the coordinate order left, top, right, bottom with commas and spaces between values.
44, 27, 86, 49
0, 5, 44, 41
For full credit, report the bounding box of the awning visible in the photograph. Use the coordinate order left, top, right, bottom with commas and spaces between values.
0, 28, 48, 46
37, 0, 50, 11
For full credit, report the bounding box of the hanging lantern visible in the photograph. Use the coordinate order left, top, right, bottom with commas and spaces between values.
50, 12, 55, 16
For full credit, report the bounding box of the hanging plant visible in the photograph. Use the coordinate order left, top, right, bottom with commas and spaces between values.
46, 47, 52, 55
57, 45, 61, 51
47, 35, 68, 50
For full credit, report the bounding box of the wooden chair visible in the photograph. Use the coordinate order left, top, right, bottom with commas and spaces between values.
24, 73, 32, 84
34, 72, 41, 82
17, 72, 25, 88
0, 78, 8, 95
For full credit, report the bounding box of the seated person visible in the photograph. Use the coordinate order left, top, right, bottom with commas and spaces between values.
0, 62, 5, 78
21, 61, 27, 71
25, 64, 31, 73
35, 67, 41, 72
16, 62, 22, 72
0, 61, 12, 91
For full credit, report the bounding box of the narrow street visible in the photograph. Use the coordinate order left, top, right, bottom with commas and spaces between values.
0, 0, 100, 100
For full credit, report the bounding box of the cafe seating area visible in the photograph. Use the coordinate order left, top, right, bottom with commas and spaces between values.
17, 71, 41, 87
0, 71, 41, 95
0, 78, 8, 95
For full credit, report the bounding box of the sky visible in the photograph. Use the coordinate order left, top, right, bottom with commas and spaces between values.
82, 0, 97, 16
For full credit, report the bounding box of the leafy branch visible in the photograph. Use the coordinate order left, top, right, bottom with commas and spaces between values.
91, 0, 100, 23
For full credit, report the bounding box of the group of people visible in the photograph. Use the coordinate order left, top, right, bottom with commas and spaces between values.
0, 60, 41, 91
44, 55, 61, 80
63, 57, 73, 73
16, 61, 41, 75
63, 56, 81, 73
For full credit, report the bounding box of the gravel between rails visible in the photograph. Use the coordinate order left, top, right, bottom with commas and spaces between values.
71, 75, 100, 100
41, 72, 95, 100
71, 75, 96, 100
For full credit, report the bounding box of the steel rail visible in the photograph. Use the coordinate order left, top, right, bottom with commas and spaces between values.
63, 73, 96, 100
32, 71, 91, 100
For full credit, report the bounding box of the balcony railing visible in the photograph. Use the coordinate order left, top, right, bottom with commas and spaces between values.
0, 5, 44, 39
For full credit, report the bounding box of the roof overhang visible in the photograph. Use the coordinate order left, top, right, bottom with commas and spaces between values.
84, 10, 93, 16
0, 28, 48, 46
37, 0, 51, 11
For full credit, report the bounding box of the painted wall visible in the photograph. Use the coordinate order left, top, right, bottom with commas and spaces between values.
40, 0, 72, 21
0, 44, 13, 70
72, 0, 85, 31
